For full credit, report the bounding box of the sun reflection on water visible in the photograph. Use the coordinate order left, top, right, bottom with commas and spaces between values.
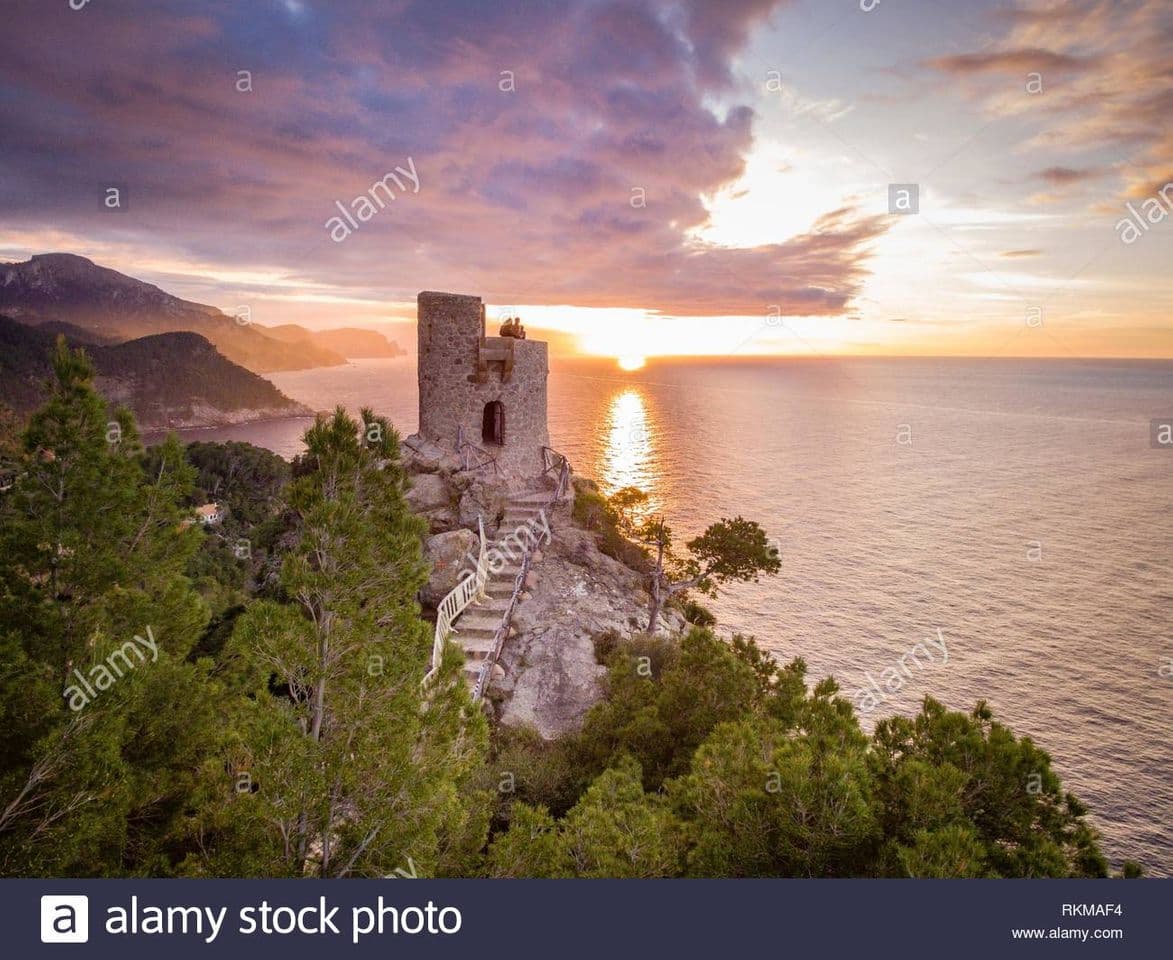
600, 389, 658, 519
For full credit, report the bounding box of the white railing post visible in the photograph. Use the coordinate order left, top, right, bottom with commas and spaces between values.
476, 515, 488, 601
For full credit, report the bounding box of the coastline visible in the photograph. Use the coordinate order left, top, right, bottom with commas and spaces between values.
139, 408, 314, 437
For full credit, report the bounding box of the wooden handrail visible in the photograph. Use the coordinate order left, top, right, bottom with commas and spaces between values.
456, 426, 500, 477
422, 514, 487, 688
540, 445, 566, 473
541, 446, 571, 503
554, 459, 570, 503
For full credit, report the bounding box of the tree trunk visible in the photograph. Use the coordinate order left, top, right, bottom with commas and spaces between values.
646, 520, 666, 633
646, 574, 663, 635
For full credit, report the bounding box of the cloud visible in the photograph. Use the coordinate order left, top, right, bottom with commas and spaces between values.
924, 0, 1172, 208
0, 0, 884, 322
924, 48, 1099, 76
1032, 166, 1107, 186
1000, 249, 1042, 258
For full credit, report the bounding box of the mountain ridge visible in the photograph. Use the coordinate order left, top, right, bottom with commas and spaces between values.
0, 314, 311, 431
0, 254, 403, 371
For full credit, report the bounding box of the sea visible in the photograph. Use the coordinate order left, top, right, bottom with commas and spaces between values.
157, 355, 1172, 876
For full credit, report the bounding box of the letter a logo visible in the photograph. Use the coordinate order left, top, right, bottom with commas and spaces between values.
41, 895, 89, 943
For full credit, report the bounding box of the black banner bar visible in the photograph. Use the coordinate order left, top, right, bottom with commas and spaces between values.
9, 878, 1165, 958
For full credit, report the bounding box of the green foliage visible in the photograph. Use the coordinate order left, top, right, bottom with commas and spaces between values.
484, 802, 569, 878
675, 597, 716, 626
0, 341, 227, 876
674, 718, 878, 876
0, 357, 488, 880
591, 627, 622, 664
570, 476, 608, 528
486, 757, 683, 878
571, 477, 649, 570
895, 824, 990, 878
635, 508, 780, 632
607, 485, 649, 530
193, 407, 488, 878
576, 628, 765, 790
684, 516, 782, 596
484, 628, 1117, 878
870, 698, 1110, 877
472, 724, 583, 828
180, 440, 290, 527
154, 439, 292, 621
559, 757, 684, 877
670, 593, 713, 624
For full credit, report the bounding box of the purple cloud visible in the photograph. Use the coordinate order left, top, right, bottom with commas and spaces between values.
0, 0, 884, 319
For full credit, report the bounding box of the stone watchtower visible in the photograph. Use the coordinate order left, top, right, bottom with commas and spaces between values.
416, 291, 549, 481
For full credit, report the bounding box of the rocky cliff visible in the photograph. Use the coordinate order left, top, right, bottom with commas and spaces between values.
403, 439, 684, 738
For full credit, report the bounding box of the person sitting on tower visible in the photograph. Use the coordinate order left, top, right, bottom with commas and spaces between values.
499, 316, 527, 339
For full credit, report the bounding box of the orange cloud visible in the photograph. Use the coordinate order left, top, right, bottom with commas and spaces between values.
925, 0, 1172, 208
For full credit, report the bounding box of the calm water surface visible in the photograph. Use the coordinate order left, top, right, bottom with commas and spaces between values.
163, 356, 1172, 874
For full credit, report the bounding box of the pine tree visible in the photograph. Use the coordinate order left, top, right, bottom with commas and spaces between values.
0, 341, 222, 876
207, 408, 487, 877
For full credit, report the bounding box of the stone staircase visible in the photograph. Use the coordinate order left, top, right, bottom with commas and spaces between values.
451, 489, 553, 691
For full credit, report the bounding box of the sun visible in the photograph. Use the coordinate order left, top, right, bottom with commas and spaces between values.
617, 354, 646, 371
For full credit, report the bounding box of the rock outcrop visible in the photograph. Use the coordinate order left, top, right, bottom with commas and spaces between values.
421, 528, 479, 607
495, 514, 684, 738
405, 472, 455, 530
402, 440, 685, 739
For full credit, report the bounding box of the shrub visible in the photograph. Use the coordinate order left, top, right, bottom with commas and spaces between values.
571, 477, 650, 571
571, 477, 608, 530
592, 628, 622, 664
675, 597, 716, 626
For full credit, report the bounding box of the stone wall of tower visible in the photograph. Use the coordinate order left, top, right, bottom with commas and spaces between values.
416, 291, 550, 480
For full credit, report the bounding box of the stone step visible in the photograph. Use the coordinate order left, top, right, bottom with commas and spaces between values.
497, 520, 545, 535
453, 495, 551, 702
488, 539, 538, 556
499, 518, 545, 532
503, 502, 546, 515
463, 660, 503, 684
457, 635, 496, 659
459, 611, 504, 633
452, 619, 495, 633
471, 597, 511, 615
499, 540, 541, 557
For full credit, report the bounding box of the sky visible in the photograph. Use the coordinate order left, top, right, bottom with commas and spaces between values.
0, 0, 1170, 360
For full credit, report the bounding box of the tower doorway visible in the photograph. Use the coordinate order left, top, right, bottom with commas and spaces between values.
482, 401, 504, 445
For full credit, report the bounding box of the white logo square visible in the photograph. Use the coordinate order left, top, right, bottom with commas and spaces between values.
40, 895, 89, 943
